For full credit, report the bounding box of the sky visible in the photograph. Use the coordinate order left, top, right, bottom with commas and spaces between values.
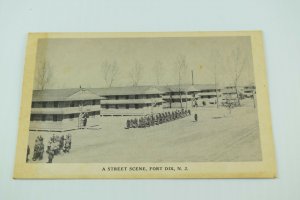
34, 36, 255, 89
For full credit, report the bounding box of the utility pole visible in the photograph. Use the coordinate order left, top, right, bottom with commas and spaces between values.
191, 70, 194, 85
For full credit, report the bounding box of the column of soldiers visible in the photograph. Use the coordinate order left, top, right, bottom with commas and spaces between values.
126, 109, 191, 129
28, 134, 72, 163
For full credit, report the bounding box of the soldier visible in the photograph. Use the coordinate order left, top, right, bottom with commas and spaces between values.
161, 113, 165, 123
134, 118, 138, 128
151, 115, 155, 126
63, 134, 72, 153
83, 112, 88, 128
59, 135, 65, 152
46, 142, 55, 163
67, 134, 72, 150
137, 118, 141, 128
79, 112, 84, 129
146, 116, 150, 127
188, 109, 191, 115
130, 119, 135, 128
32, 136, 43, 161
154, 114, 159, 125
194, 113, 198, 122
38, 137, 44, 160
126, 119, 131, 129
26, 145, 30, 162
158, 113, 161, 124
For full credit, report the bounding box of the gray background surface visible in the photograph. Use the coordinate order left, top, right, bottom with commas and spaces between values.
0, 0, 299, 199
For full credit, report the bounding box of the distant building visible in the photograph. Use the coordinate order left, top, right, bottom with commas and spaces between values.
159, 85, 199, 108
91, 86, 164, 116
193, 84, 222, 106
242, 85, 256, 98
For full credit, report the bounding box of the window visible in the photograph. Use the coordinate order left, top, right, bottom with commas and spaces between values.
115, 105, 119, 109
54, 102, 58, 108
42, 102, 47, 108
125, 96, 129, 99
53, 115, 58, 121
115, 96, 119, 100
106, 105, 109, 109
135, 104, 139, 109
42, 115, 46, 121
126, 104, 129, 109
135, 95, 138, 99
70, 102, 75, 107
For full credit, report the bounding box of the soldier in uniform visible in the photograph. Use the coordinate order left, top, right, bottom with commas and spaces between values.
151, 115, 155, 126
134, 118, 138, 128
126, 119, 131, 129
155, 114, 159, 125
146, 116, 150, 127
59, 135, 65, 152
39, 136, 44, 160
83, 112, 88, 128
130, 119, 135, 128
79, 112, 84, 129
194, 113, 198, 122
32, 136, 44, 161
46, 142, 55, 163
63, 134, 72, 153
26, 145, 30, 162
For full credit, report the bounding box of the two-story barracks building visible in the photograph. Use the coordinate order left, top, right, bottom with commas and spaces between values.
30, 88, 104, 131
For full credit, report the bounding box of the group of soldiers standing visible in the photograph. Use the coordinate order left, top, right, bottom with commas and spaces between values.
31, 135, 44, 161
79, 112, 89, 129
27, 134, 72, 163
126, 109, 191, 129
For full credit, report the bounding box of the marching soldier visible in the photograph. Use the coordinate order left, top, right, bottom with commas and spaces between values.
130, 119, 135, 128
151, 115, 155, 126
134, 118, 138, 128
59, 135, 65, 152
126, 119, 131, 129
194, 113, 198, 122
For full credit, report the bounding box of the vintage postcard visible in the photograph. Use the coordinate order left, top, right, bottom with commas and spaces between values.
14, 31, 276, 179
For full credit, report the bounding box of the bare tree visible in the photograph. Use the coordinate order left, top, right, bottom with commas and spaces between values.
101, 60, 119, 87
210, 50, 221, 108
228, 48, 247, 106
153, 60, 163, 86
129, 61, 142, 86
175, 55, 188, 108
35, 60, 52, 90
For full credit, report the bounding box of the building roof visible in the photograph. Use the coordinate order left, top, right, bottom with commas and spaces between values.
90, 86, 164, 96
158, 85, 202, 93
32, 84, 222, 102
32, 88, 105, 102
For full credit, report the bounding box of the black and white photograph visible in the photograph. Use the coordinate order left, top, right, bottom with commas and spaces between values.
14, 32, 275, 178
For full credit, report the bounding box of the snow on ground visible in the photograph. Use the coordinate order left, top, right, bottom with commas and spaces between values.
27, 99, 262, 163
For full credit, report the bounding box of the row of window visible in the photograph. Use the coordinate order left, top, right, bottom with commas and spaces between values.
32, 100, 100, 108
101, 103, 162, 109
30, 111, 100, 121
107, 94, 161, 100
